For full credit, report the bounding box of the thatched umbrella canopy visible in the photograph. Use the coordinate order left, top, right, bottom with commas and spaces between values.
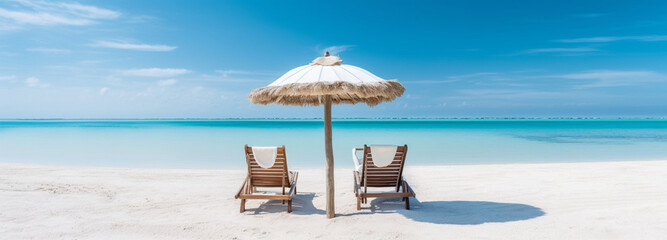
248, 52, 405, 218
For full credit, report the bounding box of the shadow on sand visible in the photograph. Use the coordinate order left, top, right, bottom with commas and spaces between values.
246, 194, 544, 224
358, 197, 545, 225
248, 192, 326, 215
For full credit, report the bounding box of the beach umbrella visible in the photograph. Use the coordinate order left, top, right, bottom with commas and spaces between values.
248, 52, 405, 218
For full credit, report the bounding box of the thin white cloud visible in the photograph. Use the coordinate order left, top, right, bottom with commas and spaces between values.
91, 40, 177, 52
0, 21, 20, 30
0, 8, 91, 25
27, 47, 70, 53
520, 47, 599, 54
122, 68, 190, 77
25, 77, 48, 88
216, 70, 256, 77
555, 70, 665, 88
573, 13, 608, 18
558, 35, 667, 43
215, 70, 274, 77
157, 79, 178, 86
406, 79, 460, 84
320, 45, 355, 55
407, 72, 499, 84
0, 0, 119, 26
447, 72, 500, 80
56, 2, 119, 19
99, 87, 109, 95
560, 70, 655, 79
77, 59, 105, 64
408, 71, 536, 86
124, 15, 157, 23
457, 89, 566, 99
0, 75, 16, 81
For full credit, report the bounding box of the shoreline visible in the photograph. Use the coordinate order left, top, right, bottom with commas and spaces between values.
2, 158, 667, 171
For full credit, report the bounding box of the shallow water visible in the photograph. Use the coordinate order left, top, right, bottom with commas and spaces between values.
1, 119, 666, 168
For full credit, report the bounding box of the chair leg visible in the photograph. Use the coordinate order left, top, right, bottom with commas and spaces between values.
287, 200, 292, 213
357, 196, 361, 210
401, 185, 406, 201
405, 197, 410, 210
240, 199, 246, 213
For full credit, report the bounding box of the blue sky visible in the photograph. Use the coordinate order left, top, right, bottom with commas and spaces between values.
1, 0, 666, 118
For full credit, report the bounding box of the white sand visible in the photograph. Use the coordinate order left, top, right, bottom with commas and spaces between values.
1, 160, 667, 239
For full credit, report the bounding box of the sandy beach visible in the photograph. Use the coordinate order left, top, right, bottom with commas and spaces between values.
3, 0, 667, 239
1, 160, 666, 239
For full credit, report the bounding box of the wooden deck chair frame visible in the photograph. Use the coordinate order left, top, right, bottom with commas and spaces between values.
235, 145, 298, 213
353, 144, 415, 210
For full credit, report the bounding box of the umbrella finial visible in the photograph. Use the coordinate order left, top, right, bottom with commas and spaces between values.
311, 52, 342, 66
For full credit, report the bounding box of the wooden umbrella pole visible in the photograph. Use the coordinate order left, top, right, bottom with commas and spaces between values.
324, 96, 335, 218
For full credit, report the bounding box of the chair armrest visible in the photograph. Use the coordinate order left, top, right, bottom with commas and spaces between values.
352, 147, 363, 172
353, 170, 362, 193
235, 176, 249, 199
401, 178, 416, 197
288, 171, 298, 197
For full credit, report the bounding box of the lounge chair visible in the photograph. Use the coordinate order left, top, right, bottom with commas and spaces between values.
353, 144, 415, 210
235, 145, 298, 213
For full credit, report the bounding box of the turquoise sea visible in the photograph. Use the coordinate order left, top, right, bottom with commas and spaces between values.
1, 119, 666, 168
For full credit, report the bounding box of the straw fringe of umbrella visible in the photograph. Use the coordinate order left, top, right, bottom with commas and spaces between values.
248, 80, 405, 106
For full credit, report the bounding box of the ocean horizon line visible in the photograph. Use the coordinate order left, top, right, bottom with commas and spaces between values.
2, 117, 667, 121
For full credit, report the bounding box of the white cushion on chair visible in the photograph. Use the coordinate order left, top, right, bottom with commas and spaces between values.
252, 147, 277, 169
370, 145, 397, 168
